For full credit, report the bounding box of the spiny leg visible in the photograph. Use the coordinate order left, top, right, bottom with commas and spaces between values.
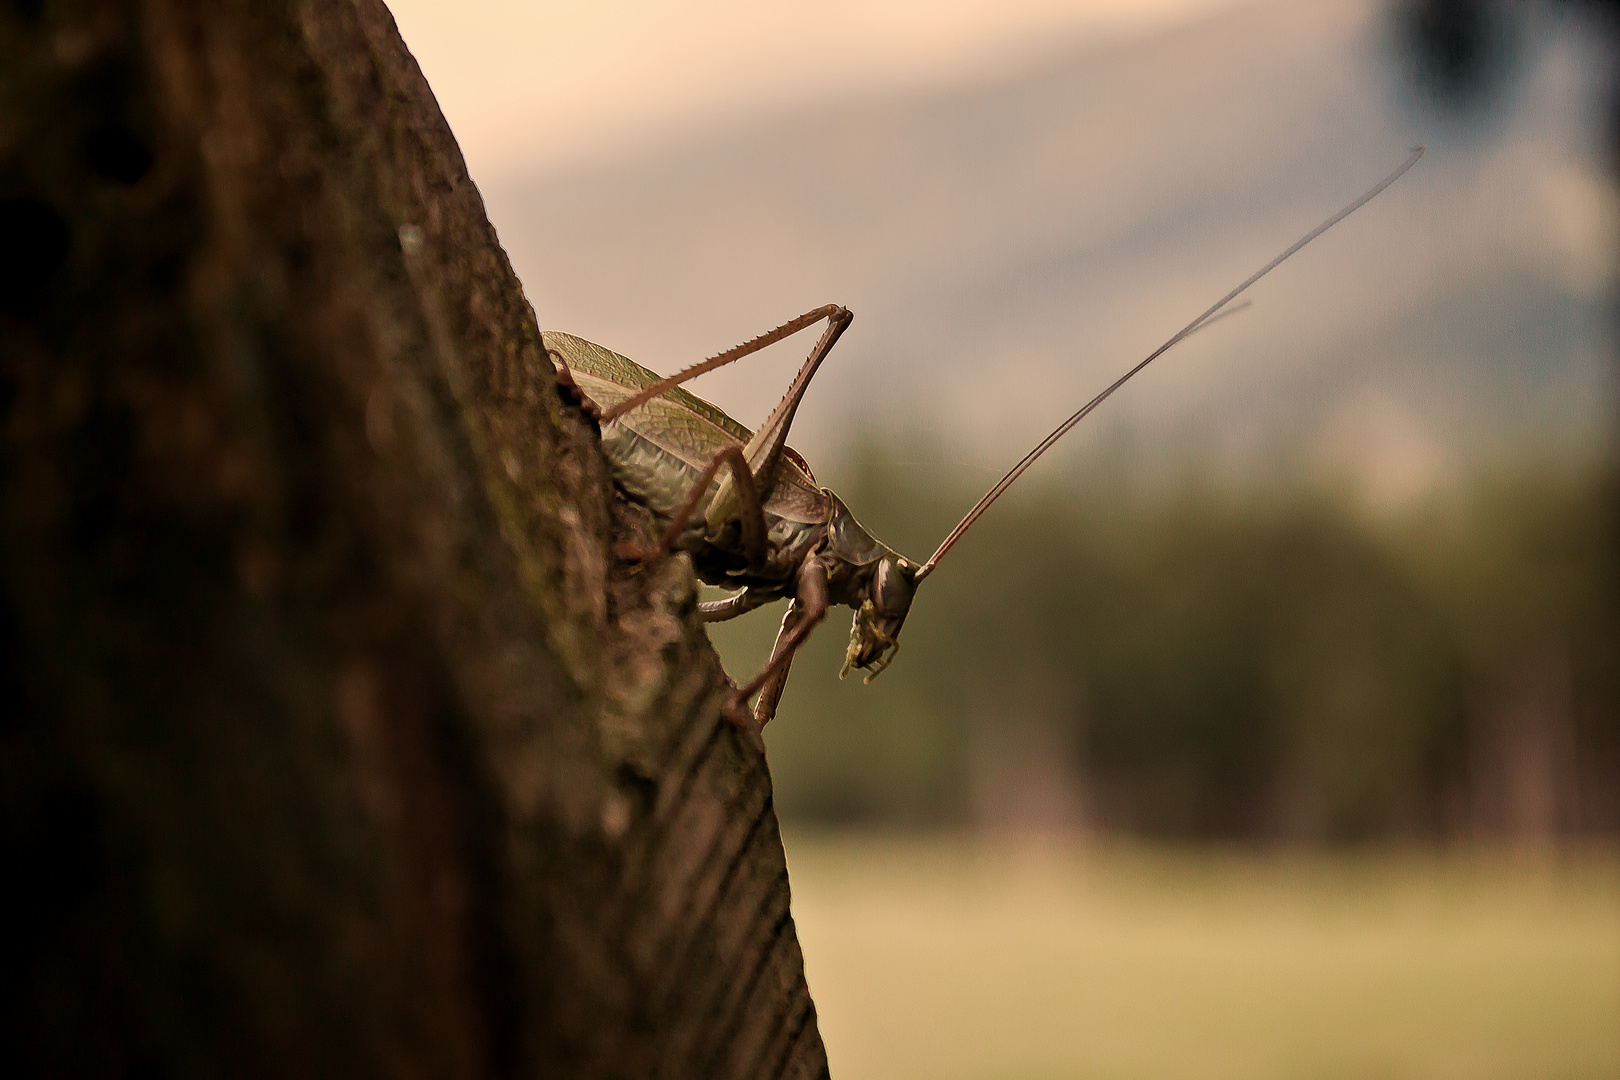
597, 305, 853, 545
725, 558, 829, 730
615, 444, 769, 569
600, 305, 849, 424
706, 306, 851, 534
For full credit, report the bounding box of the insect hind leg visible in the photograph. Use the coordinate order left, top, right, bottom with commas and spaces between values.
615, 444, 769, 568
600, 304, 848, 424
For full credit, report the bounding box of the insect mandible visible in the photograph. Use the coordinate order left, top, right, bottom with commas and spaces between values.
544, 148, 1424, 729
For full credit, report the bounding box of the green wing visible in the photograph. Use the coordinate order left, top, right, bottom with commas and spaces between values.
543, 331, 826, 524
545, 331, 750, 449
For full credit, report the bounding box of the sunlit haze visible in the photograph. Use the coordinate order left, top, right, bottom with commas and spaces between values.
414, 6, 1619, 1076
388, 0, 1245, 179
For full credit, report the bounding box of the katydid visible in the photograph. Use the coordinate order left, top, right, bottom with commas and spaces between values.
544, 148, 1424, 729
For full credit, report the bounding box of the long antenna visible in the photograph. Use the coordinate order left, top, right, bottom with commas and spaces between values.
914, 146, 1425, 581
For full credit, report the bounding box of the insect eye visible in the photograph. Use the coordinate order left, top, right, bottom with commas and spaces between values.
873, 556, 915, 615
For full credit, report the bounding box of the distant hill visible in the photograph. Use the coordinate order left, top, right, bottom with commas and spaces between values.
484, 0, 1614, 500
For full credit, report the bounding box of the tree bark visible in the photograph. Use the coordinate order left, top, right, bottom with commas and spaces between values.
0, 1, 826, 1076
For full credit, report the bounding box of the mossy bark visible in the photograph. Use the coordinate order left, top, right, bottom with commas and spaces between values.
0, 1, 826, 1076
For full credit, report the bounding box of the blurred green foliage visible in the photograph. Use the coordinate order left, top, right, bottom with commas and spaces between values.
708, 438, 1620, 842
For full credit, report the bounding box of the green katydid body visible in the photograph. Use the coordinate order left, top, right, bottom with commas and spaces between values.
538, 148, 1423, 729
544, 321, 919, 727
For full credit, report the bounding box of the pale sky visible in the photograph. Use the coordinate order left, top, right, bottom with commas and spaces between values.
380, 0, 1614, 510
387, 0, 1244, 180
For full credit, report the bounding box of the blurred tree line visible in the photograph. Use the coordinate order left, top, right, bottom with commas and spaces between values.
713, 440, 1620, 844
719, 0, 1620, 849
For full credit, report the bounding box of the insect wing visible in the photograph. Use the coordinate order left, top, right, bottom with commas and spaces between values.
543, 331, 825, 524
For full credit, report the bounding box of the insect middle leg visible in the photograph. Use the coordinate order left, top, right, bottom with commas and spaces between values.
698, 588, 771, 622
745, 599, 808, 727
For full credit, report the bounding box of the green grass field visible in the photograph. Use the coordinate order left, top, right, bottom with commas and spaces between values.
782, 834, 1620, 1080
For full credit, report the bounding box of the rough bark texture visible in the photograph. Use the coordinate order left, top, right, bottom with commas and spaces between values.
0, 1, 827, 1076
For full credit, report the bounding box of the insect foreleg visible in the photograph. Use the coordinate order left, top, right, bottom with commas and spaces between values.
748, 600, 808, 727
725, 557, 829, 730
615, 444, 769, 568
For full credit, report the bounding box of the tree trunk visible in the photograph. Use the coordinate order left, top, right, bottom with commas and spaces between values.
0, 1, 827, 1076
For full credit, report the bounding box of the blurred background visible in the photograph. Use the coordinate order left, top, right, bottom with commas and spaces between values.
392, 1, 1618, 1076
